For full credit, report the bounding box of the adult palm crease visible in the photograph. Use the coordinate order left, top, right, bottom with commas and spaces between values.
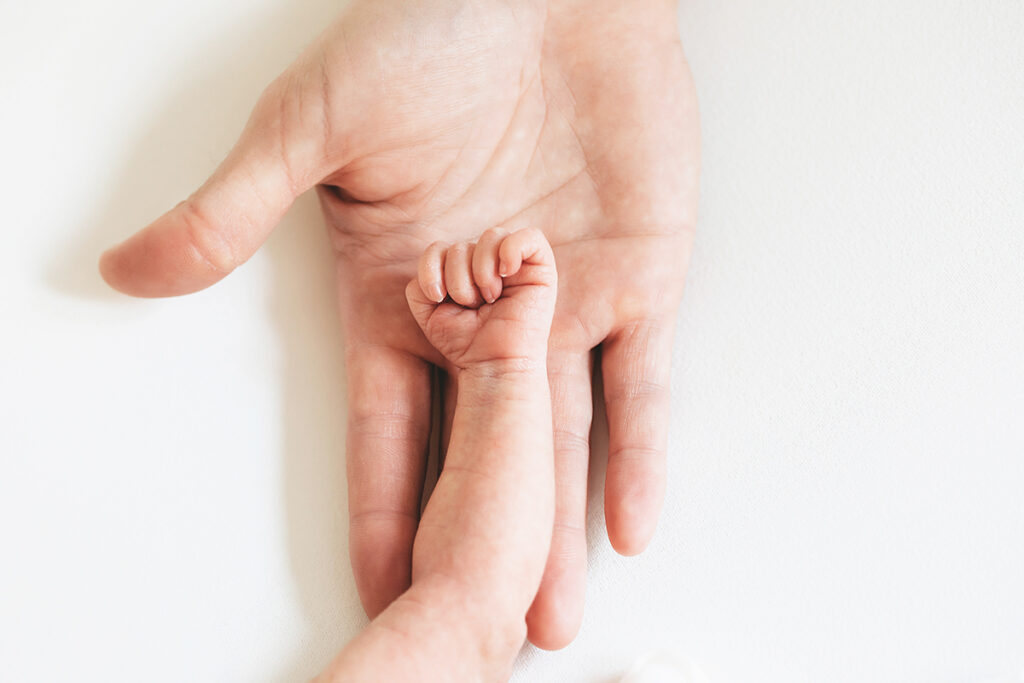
99, 0, 699, 650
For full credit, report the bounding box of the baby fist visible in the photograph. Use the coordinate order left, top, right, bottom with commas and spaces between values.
405, 227, 557, 371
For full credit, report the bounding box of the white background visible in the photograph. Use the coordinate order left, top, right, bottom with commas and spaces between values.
2, 1, 1022, 682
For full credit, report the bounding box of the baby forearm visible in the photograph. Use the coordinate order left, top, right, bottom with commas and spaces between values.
321, 367, 556, 683
318, 579, 515, 682
413, 364, 555, 617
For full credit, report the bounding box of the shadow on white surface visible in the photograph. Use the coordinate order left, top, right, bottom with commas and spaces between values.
45, 1, 357, 680
267, 192, 355, 683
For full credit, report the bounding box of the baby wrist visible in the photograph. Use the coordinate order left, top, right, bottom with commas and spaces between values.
461, 357, 547, 383
458, 358, 550, 404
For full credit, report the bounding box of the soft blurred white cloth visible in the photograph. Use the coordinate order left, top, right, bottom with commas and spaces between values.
620, 652, 711, 683
974, 674, 1024, 683
619, 655, 1024, 683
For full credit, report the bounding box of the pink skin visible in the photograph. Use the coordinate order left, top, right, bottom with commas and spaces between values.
98, 0, 699, 651
316, 229, 557, 681
407, 228, 556, 368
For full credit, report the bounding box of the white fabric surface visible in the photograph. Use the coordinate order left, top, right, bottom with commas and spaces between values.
2, 1, 1022, 681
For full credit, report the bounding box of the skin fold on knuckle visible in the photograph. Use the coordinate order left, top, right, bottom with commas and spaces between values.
179, 199, 238, 275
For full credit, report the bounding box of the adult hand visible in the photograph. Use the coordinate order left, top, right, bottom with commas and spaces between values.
99, 0, 699, 650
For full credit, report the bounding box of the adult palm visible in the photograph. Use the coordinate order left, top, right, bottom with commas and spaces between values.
100, 0, 699, 650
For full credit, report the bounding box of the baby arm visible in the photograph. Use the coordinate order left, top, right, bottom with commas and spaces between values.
317, 228, 557, 682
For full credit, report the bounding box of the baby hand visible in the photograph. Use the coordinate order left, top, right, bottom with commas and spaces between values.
405, 227, 557, 371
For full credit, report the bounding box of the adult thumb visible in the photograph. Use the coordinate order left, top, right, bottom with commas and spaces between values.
99, 81, 327, 298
